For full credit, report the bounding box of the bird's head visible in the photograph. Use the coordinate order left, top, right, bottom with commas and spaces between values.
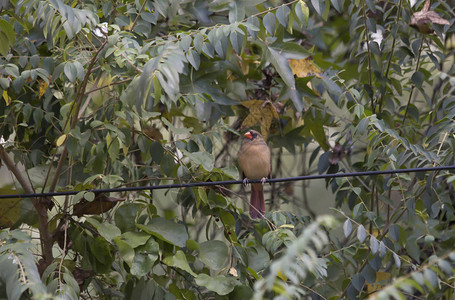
244, 130, 262, 141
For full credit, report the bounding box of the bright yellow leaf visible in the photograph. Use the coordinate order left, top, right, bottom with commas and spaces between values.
38, 80, 48, 99
2, 90, 11, 106
289, 57, 322, 78
56, 134, 67, 147
279, 224, 295, 229
277, 269, 287, 281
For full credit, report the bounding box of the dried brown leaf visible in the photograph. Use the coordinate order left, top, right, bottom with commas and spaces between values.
410, 0, 450, 33
240, 100, 279, 140
73, 193, 123, 217
289, 57, 322, 78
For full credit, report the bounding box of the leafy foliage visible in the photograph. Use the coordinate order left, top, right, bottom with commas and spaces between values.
1, 0, 455, 299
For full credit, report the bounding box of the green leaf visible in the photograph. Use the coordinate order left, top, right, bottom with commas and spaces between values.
84, 191, 95, 202
130, 253, 155, 277
180, 34, 192, 52
263, 12, 276, 35
202, 42, 215, 58
73, 61, 85, 80
276, 5, 290, 27
361, 264, 376, 284
161, 117, 193, 135
220, 210, 236, 228
423, 269, 437, 289
354, 104, 364, 118
297, 0, 309, 26
265, 46, 295, 88
89, 236, 113, 267
311, 0, 324, 16
163, 250, 197, 276
331, 0, 344, 13
229, 31, 244, 54
86, 217, 121, 242
411, 71, 424, 89
246, 16, 260, 39
214, 35, 229, 58
357, 225, 366, 243
389, 224, 400, 242
186, 239, 200, 251
230, 285, 254, 299
186, 49, 200, 70
438, 259, 452, 274
0, 32, 10, 57
182, 150, 214, 172
307, 116, 328, 150
137, 218, 188, 247
343, 219, 352, 237
120, 231, 151, 248
64, 62, 77, 83
195, 274, 239, 295
0, 20, 14, 56
193, 33, 204, 53
114, 203, 142, 232
199, 240, 229, 270
229, 1, 245, 23
247, 245, 270, 272
369, 236, 378, 254
393, 253, 401, 268
0, 20, 15, 44
379, 241, 387, 257
113, 237, 135, 266
352, 273, 365, 291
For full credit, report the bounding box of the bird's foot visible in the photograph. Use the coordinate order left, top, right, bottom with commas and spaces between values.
242, 178, 249, 187
260, 177, 267, 185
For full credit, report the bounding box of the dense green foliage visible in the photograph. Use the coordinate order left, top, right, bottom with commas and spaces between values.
1, 0, 455, 299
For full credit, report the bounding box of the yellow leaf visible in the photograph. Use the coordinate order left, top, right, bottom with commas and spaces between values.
2, 91, 11, 106
367, 271, 391, 294
279, 224, 295, 229
0, 188, 22, 228
56, 134, 67, 147
38, 80, 48, 99
289, 57, 322, 78
277, 269, 287, 282
122, 142, 129, 156
240, 100, 280, 140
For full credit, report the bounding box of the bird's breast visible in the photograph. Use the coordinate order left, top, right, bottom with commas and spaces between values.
238, 143, 271, 179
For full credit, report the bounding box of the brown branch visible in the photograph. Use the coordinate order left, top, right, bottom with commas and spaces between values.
0, 144, 53, 268
0, 145, 34, 194
84, 78, 132, 96
130, 0, 148, 32
47, 38, 108, 194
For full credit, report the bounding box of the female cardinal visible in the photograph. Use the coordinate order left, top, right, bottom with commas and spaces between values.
237, 130, 271, 219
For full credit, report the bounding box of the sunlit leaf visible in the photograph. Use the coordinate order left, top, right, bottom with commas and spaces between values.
56, 134, 67, 146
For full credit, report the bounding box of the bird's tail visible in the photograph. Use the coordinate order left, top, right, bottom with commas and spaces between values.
250, 183, 265, 219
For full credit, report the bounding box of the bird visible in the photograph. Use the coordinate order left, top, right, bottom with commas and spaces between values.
237, 130, 271, 219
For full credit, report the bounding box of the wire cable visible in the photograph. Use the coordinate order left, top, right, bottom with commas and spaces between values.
0, 165, 453, 199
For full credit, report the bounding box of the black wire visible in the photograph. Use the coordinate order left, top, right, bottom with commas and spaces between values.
1, 165, 454, 199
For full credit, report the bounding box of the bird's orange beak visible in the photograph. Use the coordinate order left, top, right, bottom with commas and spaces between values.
244, 131, 253, 139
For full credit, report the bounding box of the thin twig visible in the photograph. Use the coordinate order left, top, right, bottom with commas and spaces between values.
361, 0, 374, 112
378, 0, 403, 113
402, 38, 424, 124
